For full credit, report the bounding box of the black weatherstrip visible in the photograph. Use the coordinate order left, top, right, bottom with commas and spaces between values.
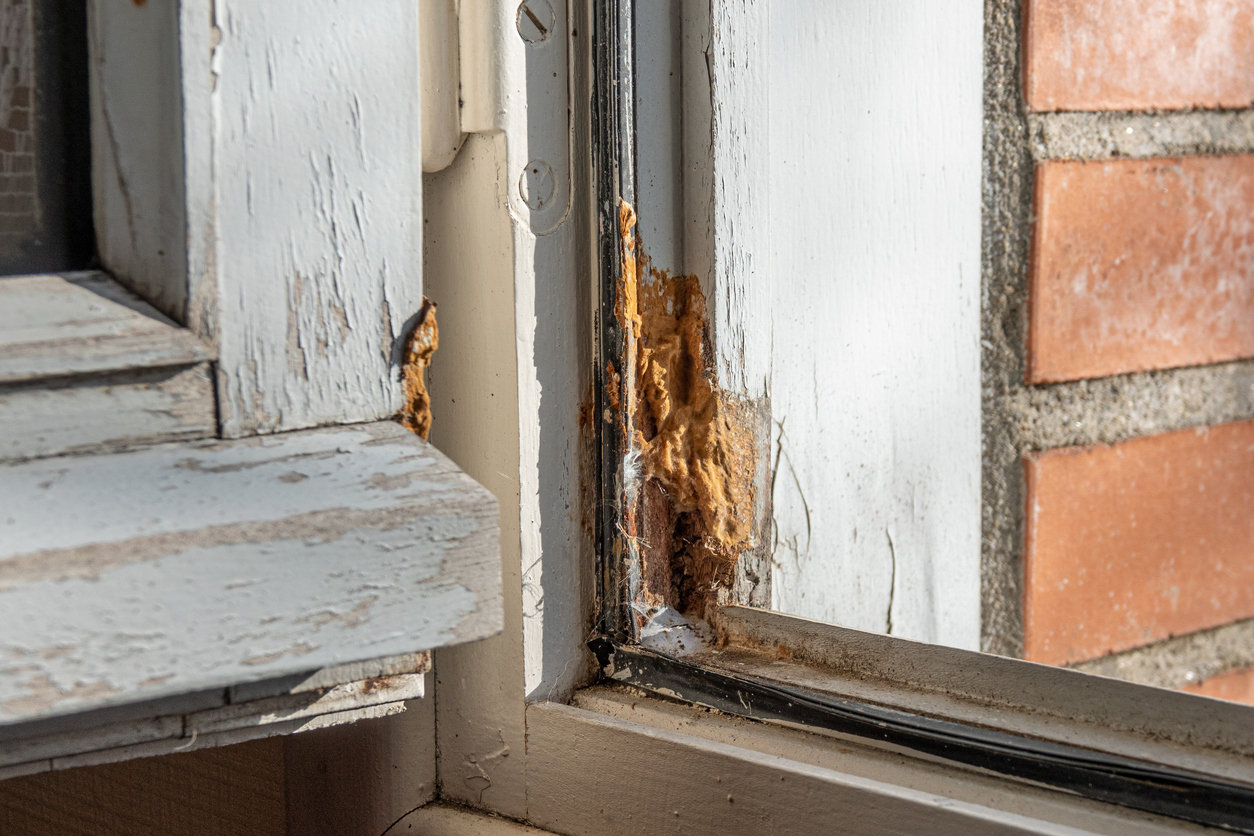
589, 638, 1254, 834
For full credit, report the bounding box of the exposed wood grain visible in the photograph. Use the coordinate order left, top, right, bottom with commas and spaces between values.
678, 1, 773, 607
189, 673, 423, 737
766, 1, 983, 649
0, 273, 212, 384
0, 421, 500, 725
0, 363, 216, 462
213, 1, 423, 437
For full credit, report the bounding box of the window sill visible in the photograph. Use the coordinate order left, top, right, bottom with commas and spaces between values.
0, 421, 501, 769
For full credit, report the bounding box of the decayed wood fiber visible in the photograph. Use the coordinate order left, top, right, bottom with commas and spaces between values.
399, 297, 438, 439
617, 201, 756, 610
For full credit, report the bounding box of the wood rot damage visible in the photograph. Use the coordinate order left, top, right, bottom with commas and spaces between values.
611, 200, 759, 623
399, 297, 439, 440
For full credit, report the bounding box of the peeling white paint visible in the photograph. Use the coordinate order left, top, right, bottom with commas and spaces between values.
212, 0, 424, 436
0, 422, 500, 725
767, 0, 983, 650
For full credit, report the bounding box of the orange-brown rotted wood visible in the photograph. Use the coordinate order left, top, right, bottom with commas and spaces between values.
1024, 421, 1254, 667
1023, 0, 1254, 111
1028, 156, 1254, 384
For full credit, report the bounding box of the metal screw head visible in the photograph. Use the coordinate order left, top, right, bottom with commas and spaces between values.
516, 0, 554, 44
519, 160, 555, 210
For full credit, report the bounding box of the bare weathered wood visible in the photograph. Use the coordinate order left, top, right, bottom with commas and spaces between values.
212, 1, 424, 437
0, 363, 216, 462
189, 673, 424, 736
228, 650, 430, 703
0, 272, 212, 384
0, 421, 500, 725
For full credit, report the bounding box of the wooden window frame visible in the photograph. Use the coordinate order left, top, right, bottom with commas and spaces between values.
421, 2, 1254, 835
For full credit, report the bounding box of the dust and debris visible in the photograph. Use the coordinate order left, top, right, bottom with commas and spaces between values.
615, 200, 757, 616
399, 297, 439, 440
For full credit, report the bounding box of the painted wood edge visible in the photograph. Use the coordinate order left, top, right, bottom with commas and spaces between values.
0, 671, 428, 773
188, 673, 424, 736
229, 651, 431, 702
570, 685, 1206, 836
0, 363, 217, 463
681, 0, 770, 400
524, 701, 1093, 836
1, 700, 412, 777
0, 421, 500, 725
48, 701, 408, 773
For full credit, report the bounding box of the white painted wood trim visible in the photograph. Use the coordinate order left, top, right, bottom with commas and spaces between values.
0, 272, 212, 384
421, 0, 464, 172
427, 2, 592, 817
0, 421, 499, 725
711, 606, 1254, 783
682, 0, 771, 400
567, 688, 1206, 836
524, 702, 1115, 836
209, 0, 425, 437
764, 0, 983, 649
87, 0, 188, 322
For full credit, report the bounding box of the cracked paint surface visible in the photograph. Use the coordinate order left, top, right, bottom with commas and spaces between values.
0, 423, 499, 724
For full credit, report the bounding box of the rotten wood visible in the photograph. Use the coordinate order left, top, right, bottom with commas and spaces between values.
399, 296, 439, 440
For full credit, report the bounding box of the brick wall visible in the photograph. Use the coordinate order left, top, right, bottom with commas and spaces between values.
984, 0, 1254, 705
0, 0, 38, 261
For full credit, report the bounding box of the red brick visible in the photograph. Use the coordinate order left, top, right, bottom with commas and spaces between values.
1183, 666, 1254, 705
1024, 421, 1254, 667
1029, 156, 1254, 384
1024, 0, 1254, 111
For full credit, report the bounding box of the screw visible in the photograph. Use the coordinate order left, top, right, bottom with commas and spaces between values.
519, 159, 555, 210
516, 0, 554, 44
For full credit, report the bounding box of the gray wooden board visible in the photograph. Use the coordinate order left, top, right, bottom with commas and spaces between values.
0, 363, 217, 462
0, 272, 212, 384
212, 1, 424, 437
0, 421, 500, 726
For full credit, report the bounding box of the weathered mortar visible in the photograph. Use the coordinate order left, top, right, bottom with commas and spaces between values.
981, 0, 1034, 657
980, 0, 1254, 665
1073, 617, 1254, 691
1030, 110, 1254, 160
